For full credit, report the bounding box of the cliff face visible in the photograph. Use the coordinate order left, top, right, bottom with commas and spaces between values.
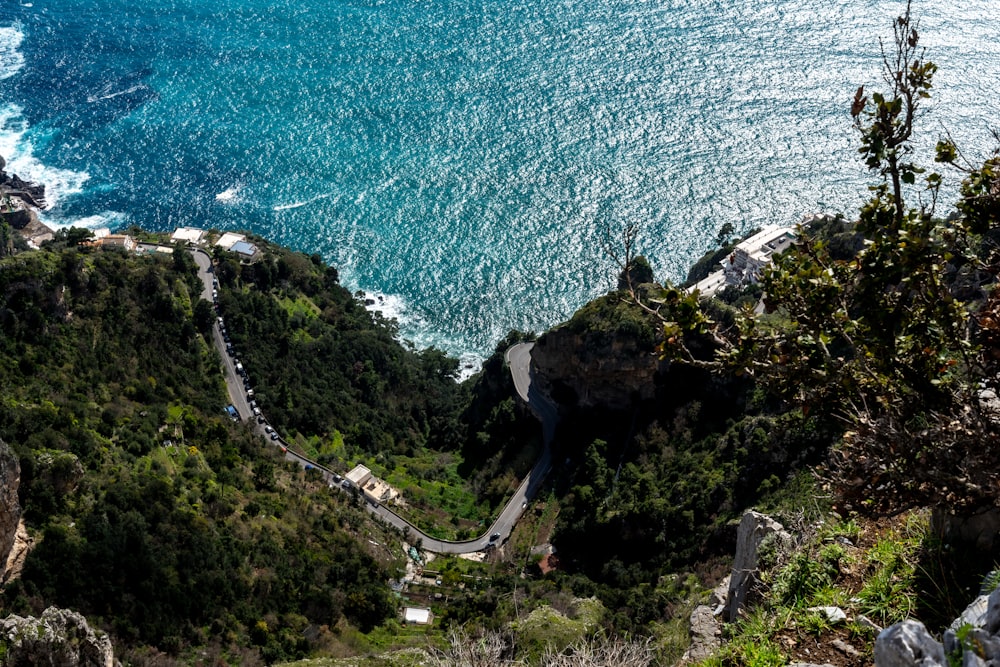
531, 293, 664, 412
0, 439, 21, 576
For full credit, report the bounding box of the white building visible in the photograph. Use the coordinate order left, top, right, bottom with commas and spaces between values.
402, 607, 433, 625
214, 232, 246, 251
345, 464, 373, 489
344, 464, 399, 504
171, 227, 207, 245
722, 226, 797, 287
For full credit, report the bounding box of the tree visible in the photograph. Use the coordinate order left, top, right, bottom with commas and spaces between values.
648, 4, 1000, 514
715, 222, 736, 247
850, 0, 937, 227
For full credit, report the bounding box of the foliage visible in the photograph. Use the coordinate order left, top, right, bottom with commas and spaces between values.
645, 3, 1000, 516
217, 249, 466, 459
617, 255, 655, 291
0, 243, 396, 661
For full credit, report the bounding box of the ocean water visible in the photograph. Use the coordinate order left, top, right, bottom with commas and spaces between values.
1, 0, 998, 366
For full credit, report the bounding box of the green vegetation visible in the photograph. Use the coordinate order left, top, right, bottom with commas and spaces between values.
0, 244, 398, 663
3, 5, 1000, 665
692, 511, 937, 667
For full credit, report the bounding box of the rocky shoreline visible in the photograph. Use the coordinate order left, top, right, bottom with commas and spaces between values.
0, 155, 55, 247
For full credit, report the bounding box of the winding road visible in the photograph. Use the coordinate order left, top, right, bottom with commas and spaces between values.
192, 250, 558, 554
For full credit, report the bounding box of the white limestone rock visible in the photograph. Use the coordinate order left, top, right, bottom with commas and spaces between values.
724, 510, 791, 622
0, 606, 119, 667
874, 619, 946, 667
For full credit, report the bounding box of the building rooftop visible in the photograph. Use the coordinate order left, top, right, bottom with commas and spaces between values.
214, 232, 245, 250
346, 464, 372, 487
171, 227, 206, 244
230, 240, 258, 257
402, 607, 432, 625
734, 226, 797, 261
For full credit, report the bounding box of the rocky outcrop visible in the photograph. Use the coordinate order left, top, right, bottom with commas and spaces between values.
725, 511, 792, 622
531, 296, 663, 411
875, 619, 947, 666
0, 157, 47, 209
0, 438, 21, 578
0, 607, 119, 667
680, 576, 729, 663
875, 586, 1000, 666
4, 520, 33, 584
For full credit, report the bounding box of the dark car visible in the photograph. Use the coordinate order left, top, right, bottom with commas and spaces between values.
490, 532, 501, 542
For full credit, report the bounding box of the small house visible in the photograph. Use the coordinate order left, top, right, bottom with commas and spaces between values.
402, 607, 433, 625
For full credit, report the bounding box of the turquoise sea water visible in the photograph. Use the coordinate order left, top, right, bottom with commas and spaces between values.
1, 1, 999, 366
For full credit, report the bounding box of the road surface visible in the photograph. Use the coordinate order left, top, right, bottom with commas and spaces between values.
192, 252, 558, 554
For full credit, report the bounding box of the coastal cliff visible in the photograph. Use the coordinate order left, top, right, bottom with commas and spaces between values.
531, 290, 664, 412
0, 155, 53, 248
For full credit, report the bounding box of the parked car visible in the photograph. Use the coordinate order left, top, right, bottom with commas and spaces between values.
270, 433, 279, 441
264, 426, 274, 434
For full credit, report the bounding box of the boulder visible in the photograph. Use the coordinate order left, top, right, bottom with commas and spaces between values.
874, 619, 946, 667
681, 604, 722, 663
806, 606, 847, 624
952, 594, 989, 632
931, 507, 1000, 552
986, 586, 1000, 635
725, 511, 791, 621
0, 606, 118, 667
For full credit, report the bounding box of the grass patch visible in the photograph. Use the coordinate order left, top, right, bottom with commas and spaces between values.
694, 510, 932, 666
277, 294, 320, 320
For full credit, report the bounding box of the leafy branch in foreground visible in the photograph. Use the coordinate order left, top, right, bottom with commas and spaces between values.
645, 3, 1000, 515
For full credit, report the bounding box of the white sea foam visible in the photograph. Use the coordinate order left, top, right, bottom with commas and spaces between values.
362, 290, 412, 327
0, 25, 25, 81
0, 104, 90, 210
41, 210, 129, 232
215, 185, 241, 203
273, 192, 335, 211
86, 84, 147, 103
358, 288, 483, 381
